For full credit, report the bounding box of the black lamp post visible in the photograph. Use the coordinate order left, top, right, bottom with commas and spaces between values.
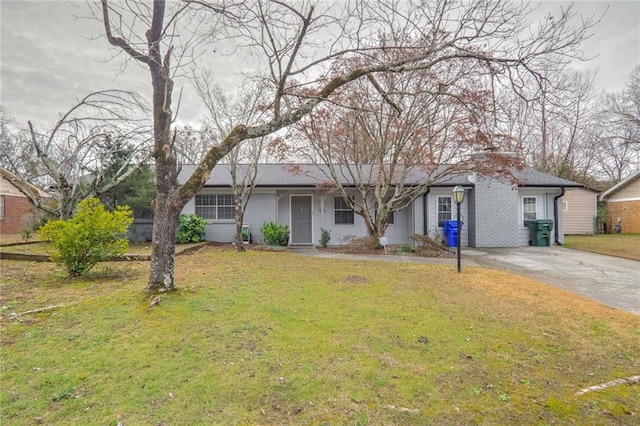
452, 185, 465, 273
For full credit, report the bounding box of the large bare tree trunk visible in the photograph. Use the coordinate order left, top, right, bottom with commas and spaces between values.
146, 1, 181, 293
148, 198, 181, 292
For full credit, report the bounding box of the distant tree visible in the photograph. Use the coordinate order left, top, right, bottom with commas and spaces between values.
608, 65, 640, 138
96, 0, 597, 293
0, 107, 48, 190
492, 69, 602, 184
194, 75, 268, 251
595, 66, 640, 181
174, 126, 211, 165
99, 163, 156, 218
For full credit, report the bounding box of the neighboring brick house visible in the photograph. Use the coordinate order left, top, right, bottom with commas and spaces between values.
0, 167, 49, 236
179, 164, 582, 247
599, 170, 640, 234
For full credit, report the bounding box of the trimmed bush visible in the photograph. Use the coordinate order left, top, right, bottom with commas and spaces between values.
261, 222, 290, 246
176, 214, 207, 243
39, 198, 133, 277
319, 228, 331, 248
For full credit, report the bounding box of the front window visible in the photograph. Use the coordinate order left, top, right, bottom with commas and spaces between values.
195, 194, 234, 220
0, 195, 4, 219
523, 196, 537, 227
334, 197, 354, 225
437, 196, 452, 227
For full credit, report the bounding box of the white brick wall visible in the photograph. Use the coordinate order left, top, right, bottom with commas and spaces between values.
473, 178, 519, 247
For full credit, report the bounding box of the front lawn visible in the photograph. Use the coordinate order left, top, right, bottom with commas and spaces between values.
1, 248, 639, 424
0, 242, 205, 257
564, 234, 640, 260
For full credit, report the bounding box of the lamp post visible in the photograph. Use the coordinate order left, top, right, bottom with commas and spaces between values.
452, 185, 465, 273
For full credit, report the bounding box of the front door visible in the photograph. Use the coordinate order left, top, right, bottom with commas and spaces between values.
291, 195, 313, 244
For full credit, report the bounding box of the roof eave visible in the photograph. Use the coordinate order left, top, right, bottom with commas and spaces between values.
599, 170, 640, 201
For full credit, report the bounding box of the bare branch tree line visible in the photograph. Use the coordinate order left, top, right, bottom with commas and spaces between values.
1, 0, 637, 292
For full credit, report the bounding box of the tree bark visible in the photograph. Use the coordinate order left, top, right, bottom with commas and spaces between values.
145, 0, 181, 293
148, 197, 181, 292
234, 203, 246, 252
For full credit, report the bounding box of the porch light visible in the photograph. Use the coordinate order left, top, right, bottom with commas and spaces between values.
452, 185, 465, 204
452, 185, 465, 273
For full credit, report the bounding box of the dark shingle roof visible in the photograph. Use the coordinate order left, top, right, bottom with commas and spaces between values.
178, 163, 583, 188
511, 168, 584, 187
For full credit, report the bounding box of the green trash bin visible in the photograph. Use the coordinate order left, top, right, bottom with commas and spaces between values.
528, 219, 554, 246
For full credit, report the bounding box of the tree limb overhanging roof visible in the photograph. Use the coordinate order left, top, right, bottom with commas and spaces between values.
177, 164, 583, 188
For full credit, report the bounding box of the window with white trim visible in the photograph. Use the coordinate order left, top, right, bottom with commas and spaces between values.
195, 194, 234, 220
522, 196, 537, 227
334, 197, 354, 225
437, 196, 452, 227
0, 195, 4, 219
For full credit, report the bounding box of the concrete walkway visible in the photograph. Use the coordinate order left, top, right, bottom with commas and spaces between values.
463, 246, 640, 315
289, 245, 640, 315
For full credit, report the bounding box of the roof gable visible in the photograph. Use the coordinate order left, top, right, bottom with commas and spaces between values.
599, 169, 640, 201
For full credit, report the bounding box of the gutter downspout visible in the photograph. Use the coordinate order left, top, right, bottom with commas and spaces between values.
553, 187, 565, 245
423, 187, 430, 236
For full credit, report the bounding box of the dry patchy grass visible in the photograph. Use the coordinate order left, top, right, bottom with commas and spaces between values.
564, 234, 640, 260
1, 247, 639, 425
0, 242, 204, 257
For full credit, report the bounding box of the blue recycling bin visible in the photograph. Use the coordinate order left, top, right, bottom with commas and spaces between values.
443, 220, 462, 248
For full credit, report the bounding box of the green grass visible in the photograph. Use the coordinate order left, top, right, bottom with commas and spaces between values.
0, 242, 204, 256
1, 247, 639, 424
564, 234, 640, 260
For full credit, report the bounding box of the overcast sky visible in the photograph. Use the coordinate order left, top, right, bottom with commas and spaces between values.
1, 0, 639, 130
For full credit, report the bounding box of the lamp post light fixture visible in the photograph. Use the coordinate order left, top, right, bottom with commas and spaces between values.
452, 185, 465, 273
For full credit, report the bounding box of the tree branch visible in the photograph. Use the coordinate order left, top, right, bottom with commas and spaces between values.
101, 0, 150, 64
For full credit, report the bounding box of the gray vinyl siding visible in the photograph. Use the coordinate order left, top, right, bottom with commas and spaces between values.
322, 190, 369, 245
181, 189, 277, 244
381, 205, 412, 244
515, 188, 562, 246
413, 195, 424, 236
425, 187, 469, 247
185, 181, 568, 247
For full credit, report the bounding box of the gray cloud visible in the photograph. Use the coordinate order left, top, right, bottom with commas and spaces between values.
1, 0, 638, 130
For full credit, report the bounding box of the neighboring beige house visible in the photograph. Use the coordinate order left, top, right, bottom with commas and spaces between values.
599, 170, 640, 234
0, 167, 49, 237
562, 187, 598, 234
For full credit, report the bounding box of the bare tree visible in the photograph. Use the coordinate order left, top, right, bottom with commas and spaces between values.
1, 91, 150, 219
285, 68, 513, 240
492, 69, 604, 184
594, 66, 640, 181
97, 0, 596, 293
194, 76, 268, 251
608, 65, 640, 137
174, 125, 212, 165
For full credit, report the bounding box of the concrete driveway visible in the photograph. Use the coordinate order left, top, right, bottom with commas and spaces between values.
464, 246, 640, 315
